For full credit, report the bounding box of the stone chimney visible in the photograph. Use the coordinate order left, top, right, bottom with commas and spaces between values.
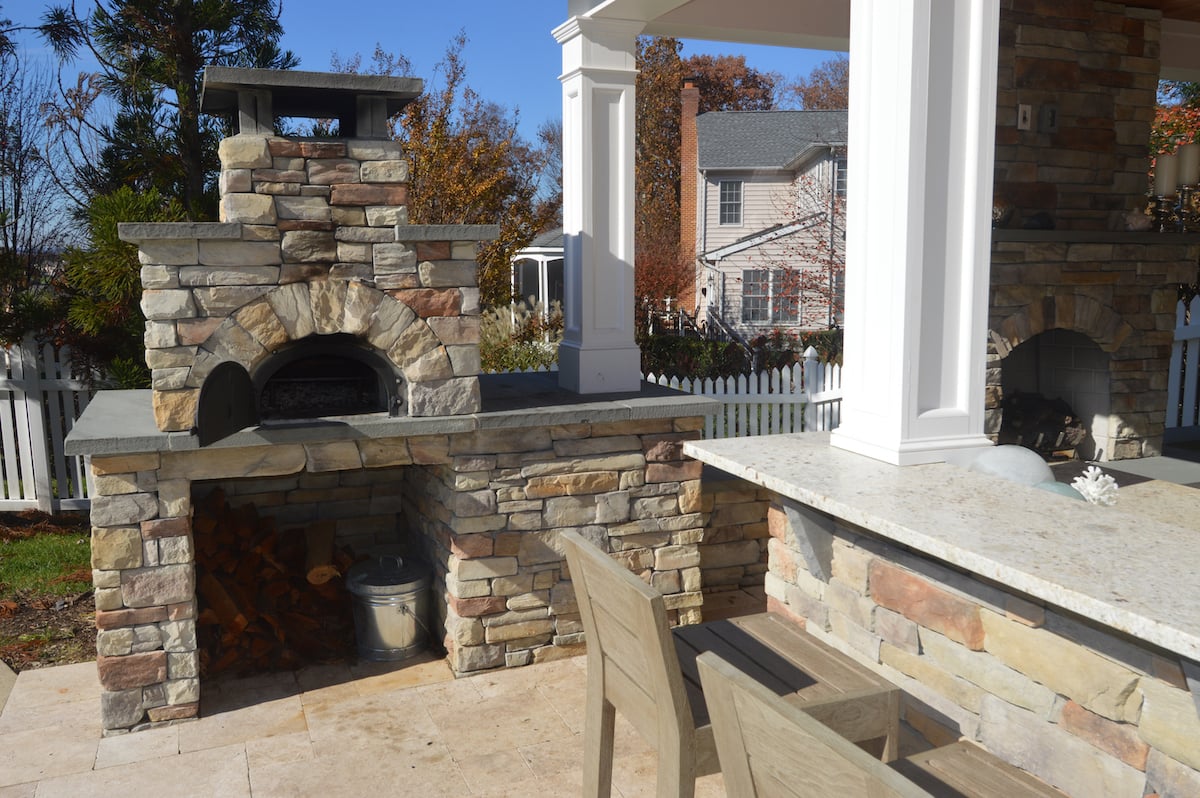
679, 77, 700, 309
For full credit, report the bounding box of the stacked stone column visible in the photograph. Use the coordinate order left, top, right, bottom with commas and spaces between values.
89, 452, 197, 733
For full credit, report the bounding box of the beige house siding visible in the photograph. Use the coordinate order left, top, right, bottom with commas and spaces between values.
698, 155, 844, 337
700, 171, 794, 252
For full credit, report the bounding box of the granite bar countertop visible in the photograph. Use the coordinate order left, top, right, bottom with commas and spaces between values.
65, 373, 718, 456
684, 432, 1200, 664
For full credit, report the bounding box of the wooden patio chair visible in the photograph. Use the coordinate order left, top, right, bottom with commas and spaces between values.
561, 530, 901, 798
696, 650, 1064, 797
562, 529, 718, 798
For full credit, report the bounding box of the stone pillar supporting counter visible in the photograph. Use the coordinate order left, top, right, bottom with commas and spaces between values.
67, 376, 719, 734
684, 433, 1200, 798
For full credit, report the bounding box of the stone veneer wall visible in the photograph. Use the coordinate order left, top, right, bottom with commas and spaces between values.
86, 414, 709, 732
988, 237, 1199, 458
765, 498, 1200, 798
197, 467, 408, 553
994, 1, 1159, 230
698, 474, 770, 594
132, 133, 487, 432
397, 418, 707, 673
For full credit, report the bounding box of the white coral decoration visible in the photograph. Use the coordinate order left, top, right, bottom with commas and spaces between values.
1071, 465, 1119, 506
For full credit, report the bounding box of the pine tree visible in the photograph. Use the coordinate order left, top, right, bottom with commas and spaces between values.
42, 0, 298, 219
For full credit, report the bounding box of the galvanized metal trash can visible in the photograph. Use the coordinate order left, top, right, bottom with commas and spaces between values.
345, 554, 432, 662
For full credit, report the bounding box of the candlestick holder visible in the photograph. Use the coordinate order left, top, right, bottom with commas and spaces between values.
1180, 185, 1200, 232
1152, 194, 1177, 232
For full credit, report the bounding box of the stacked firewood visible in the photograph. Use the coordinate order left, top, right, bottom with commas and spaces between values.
192, 489, 358, 676
998, 391, 1087, 459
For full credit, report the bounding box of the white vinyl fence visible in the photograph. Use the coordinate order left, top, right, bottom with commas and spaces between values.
645, 347, 843, 439
1167, 294, 1200, 431
0, 338, 93, 512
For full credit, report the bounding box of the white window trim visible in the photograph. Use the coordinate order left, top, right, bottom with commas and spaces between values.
719, 180, 743, 226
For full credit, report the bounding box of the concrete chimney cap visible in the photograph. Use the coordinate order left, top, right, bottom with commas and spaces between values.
201, 66, 423, 123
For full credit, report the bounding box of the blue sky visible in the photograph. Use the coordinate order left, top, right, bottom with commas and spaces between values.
275, 1, 838, 139
9, 0, 839, 142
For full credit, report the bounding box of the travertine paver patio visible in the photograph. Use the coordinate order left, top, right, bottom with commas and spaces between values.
0, 653, 725, 797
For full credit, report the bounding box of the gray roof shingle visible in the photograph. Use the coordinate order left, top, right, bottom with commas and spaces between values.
697, 110, 847, 170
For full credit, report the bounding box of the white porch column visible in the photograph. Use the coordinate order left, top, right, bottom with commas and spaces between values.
552, 17, 643, 394
830, 0, 1000, 465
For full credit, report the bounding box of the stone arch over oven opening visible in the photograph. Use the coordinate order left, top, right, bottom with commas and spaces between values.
988, 296, 1131, 461
187, 280, 457, 440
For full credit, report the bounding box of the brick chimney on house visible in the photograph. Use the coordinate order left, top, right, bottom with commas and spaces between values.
679, 77, 700, 310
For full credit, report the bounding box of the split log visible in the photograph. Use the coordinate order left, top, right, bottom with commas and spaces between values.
304, 521, 340, 585
198, 571, 249, 635
191, 488, 358, 677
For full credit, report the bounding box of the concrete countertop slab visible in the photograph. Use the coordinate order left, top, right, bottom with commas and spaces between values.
65, 374, 719, 456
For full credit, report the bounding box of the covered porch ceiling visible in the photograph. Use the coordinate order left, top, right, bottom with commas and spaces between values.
578, 0, 1200, 79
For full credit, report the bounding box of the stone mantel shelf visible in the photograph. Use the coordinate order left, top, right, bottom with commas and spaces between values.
683, 433, 1200, 668
992, 229, 1200, 245
65, 372, 718, 456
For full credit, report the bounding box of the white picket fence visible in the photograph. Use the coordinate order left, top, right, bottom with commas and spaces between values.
1167, 294, 1200, 432
2, 340, 841, 515
645, 347, 843, 439
0, 339, 93, 512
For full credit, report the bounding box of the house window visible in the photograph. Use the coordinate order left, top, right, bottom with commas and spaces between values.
742, 269, 769, 322
834, 157, 848, 198
719, 180, 743, 225
741, 269, 798, 324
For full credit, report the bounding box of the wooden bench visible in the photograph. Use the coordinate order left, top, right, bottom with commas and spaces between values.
673, 612, 899, 758
561, 530, 901, 798
697, 650, 1066, 797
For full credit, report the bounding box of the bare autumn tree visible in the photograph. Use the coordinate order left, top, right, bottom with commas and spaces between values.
762, 168, 847, 331
784, 54, 849, 111
398, 33, 559, 306
635, 38, 778, 312
0, 45, 73, 343
634, 37, 686, 311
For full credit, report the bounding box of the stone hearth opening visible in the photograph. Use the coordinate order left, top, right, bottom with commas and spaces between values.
190, 466, 417, 677
998, 330, 1110, 460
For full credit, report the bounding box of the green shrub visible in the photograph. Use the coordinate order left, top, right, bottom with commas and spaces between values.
749, 328, 843, 369
641, 328, 842, 380
480, 299, 564, 373
639, 335, 750, 379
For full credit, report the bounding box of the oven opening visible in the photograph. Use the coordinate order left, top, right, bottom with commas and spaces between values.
255, 334, 400, 420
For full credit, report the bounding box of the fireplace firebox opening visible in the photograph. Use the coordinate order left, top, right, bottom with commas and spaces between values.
998, 329, 1110, 461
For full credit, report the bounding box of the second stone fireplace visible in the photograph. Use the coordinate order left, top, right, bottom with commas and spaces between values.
987, 2, 1200, 460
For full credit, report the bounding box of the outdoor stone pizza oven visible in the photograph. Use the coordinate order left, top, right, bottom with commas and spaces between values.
66, 67, 721, 736
127, 67, 491, 446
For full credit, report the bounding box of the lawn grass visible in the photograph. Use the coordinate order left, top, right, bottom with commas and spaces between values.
0, 532, 92, 596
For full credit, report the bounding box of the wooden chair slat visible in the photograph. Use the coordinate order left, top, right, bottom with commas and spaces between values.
733, 613, 891, 692
897, 741, 1065, 797
700, 651, 1063, 798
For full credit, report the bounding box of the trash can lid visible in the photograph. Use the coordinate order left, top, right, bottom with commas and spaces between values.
345, 555, 431, 597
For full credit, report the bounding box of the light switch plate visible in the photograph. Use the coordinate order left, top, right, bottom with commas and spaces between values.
1017, 104, 1032, 131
